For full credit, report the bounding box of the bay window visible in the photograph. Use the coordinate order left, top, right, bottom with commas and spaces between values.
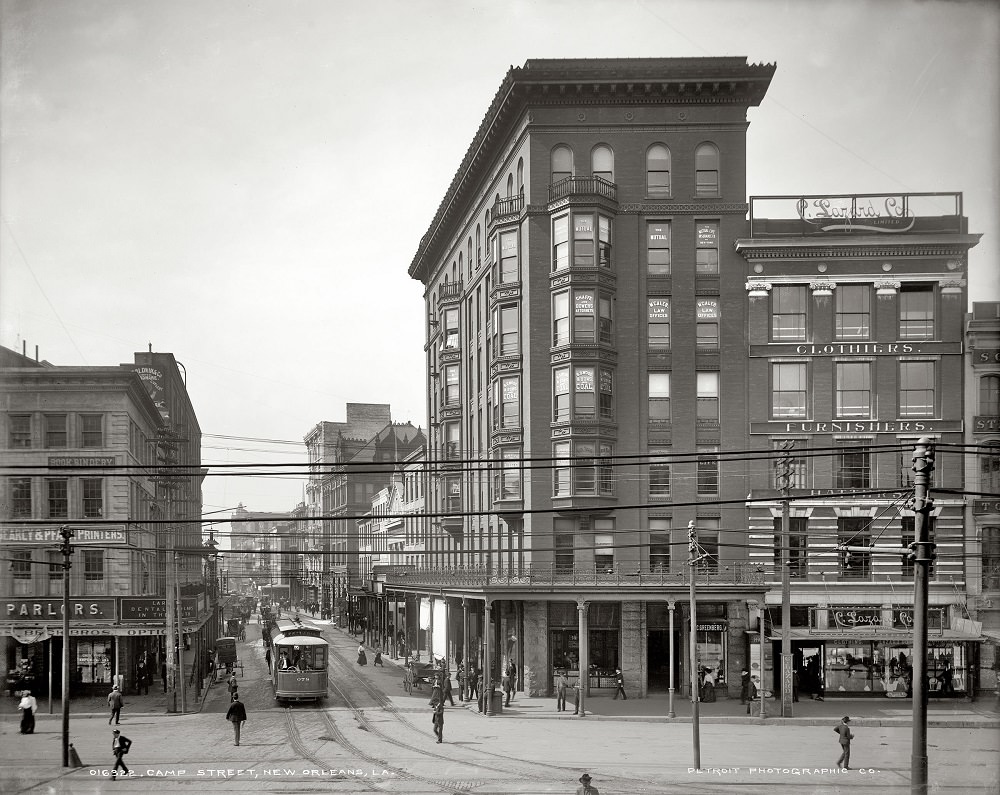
498, 230, 519, 283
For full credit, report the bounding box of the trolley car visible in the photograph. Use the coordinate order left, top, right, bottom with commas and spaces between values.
271, 621, 327, 703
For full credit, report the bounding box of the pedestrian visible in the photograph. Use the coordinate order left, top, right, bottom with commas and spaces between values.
467, 667, 480, 702
373, 646, 384, 667
506, 660, 517, 704
573, 677, 581, 714
740, 668, 751, 704
793, 669, 800, 702
226, 694, 248, 746
429, 676, 443, 707
136, 659, 149, 695
265, 645, 272, 674
357, 643, 368, 666
555, 669, 569, 712
702, 667, 717, 703
227, 673, 239, 700
612, 668, 627, 700
501, 666, 511, 707
110, 729, 131, 780
442, 672, 455, 706
108, 684, 125, 725
432, 702, 444, 743
937, 663, 954, 694
18, 690, 37, 734
834, 715, 854, 769
160, 661, 167, 693
576, 772, 600, 794
746, 678, 758, 714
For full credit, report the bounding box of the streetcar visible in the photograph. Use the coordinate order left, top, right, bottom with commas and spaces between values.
270, 620, 327, 703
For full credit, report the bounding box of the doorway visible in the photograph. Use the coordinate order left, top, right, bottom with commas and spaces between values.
647, 630, 679, 691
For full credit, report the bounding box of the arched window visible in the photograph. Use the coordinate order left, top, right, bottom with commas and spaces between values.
467, 237, 473, 277
458, 252, 463, 279
517, 158, 524, 196
982, 440, 1000, 494
507, 174, 514, 197
646, 144, 670, 197
476, 225, 482, 267
981, 374, 1000, 415
551, 145, 574, 184
695, 143, 720, 196
592, 145, 614, 183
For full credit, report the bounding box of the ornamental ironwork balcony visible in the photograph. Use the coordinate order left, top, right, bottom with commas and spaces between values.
548, 175, 617, 203
377, 561, 765, 588
492, 194, 524, 220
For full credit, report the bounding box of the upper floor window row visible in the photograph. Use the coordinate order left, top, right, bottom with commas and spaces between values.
551, 142, 720, 198
770, 284, 937, 342
8, 413, 105, 449
646, 220, 720, 276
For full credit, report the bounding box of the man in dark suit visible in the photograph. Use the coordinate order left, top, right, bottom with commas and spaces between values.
111, 729, 131, 779
834, 715, 854, 769
226, 694, 248, 746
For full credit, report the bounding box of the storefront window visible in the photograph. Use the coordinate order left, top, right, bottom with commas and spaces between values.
73, 639, 112, 685
549, 602, 578, 671
825, 641, 967, 696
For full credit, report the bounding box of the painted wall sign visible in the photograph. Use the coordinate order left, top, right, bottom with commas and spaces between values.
1, 525, 128, 546
697, 299, 719, 319
974, 416, 1000, 431
132, 365, 169, 421
696, 223, 718, 246
975, 349, 1000, 363
973, 500, 1000, 515
48, 456, 116, 468
750, 420, 962, 435
648, 299, 670, 320
5, 599, 116, 621
750, 342, 963, 357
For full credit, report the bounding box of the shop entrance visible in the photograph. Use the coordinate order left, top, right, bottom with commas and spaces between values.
647, 630, 679, 691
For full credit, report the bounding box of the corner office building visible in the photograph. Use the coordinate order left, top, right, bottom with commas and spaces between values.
1, 346, 211, 699
393, 57, 778, 700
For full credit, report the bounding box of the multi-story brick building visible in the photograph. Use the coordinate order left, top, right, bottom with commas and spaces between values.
966, 301, 1000, 693
738, 193, 981, 698
1, 345, 209, 699
393, 57, 778, 702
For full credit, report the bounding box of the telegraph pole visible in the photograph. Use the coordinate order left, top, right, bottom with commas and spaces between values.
687, 520, 701, 770
910, 438, 935, 795
59, 525, 73, 767
778, 441, 794, 717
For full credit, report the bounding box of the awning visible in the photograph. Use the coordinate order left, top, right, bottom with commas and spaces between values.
767, 628, 986, 642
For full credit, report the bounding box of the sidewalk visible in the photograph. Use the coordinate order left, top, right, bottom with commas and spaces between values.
331, 622, 1000, 729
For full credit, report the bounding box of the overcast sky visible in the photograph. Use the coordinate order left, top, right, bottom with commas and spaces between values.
2, 0, 998, 540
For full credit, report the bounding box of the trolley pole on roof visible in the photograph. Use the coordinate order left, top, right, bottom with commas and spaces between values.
910, 438, 936, 795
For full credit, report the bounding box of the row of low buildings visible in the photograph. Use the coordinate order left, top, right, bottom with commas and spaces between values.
0, 346, 220, 702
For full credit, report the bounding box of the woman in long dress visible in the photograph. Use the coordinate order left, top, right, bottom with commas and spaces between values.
357, 644, 368, 666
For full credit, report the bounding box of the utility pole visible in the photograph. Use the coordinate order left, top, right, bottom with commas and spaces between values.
59, 525, 73, 767
778, 441, 794, 717
687, 520, 701, 770
910, 438, 935, 795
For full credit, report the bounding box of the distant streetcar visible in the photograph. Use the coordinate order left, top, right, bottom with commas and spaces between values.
270, 619, 327, 703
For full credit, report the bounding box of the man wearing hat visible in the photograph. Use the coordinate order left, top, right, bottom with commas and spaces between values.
107, 684, 125, 725
834, 715, 854, 769
110, 729, 132, 779
576, 772, 599, 794
226, 693, 248, 746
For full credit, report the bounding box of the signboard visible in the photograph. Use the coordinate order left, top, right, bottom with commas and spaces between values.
132, 365, 169, 421
1, 525, 128, 546
574, 291, 594, 314
750, 342, 962, 357
48, 456, 116, 468
975, 349, 1000, 363
796, 195, 916, 233
973, 500, 1000, 515
575, 369, 594, 392
696, 623, 727, 632
502, 378, 519, 402
120, 598, 169, 622
751, 420, 962, 435
974, 416, 1000, 432
648, 299, 670, 320
696, 299, 719, 319
574, 216, 593, 235
599, 370, 613, 394
696, 223, 718, 246
5, 599, 116, 621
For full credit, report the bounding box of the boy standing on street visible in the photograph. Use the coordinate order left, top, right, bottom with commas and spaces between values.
834, 715, 854, 769
431, 702, 444, 743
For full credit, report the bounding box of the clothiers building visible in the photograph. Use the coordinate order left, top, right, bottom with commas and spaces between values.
393, 57, 777, 700
737, 193, 981, 698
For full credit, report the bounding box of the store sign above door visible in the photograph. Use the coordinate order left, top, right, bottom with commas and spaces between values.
0, 525, 128, 546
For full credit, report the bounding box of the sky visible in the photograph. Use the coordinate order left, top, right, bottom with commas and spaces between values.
2, 0, 998, 545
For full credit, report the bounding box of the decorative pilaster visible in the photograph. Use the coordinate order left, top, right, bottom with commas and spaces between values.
745, 281, 772, 300
875, 280, 900, 298
810, 280, 836, 298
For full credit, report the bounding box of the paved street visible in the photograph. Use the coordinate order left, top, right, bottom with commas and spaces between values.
2, 618, 998, 794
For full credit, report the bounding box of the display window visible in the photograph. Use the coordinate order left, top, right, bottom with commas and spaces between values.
824, 641, 967, 695
73, 639, 113, 685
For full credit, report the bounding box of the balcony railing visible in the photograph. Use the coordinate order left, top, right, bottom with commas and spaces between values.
377, 562, 765, 588
548, 175, 617, 203
492, 194, 524, 219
